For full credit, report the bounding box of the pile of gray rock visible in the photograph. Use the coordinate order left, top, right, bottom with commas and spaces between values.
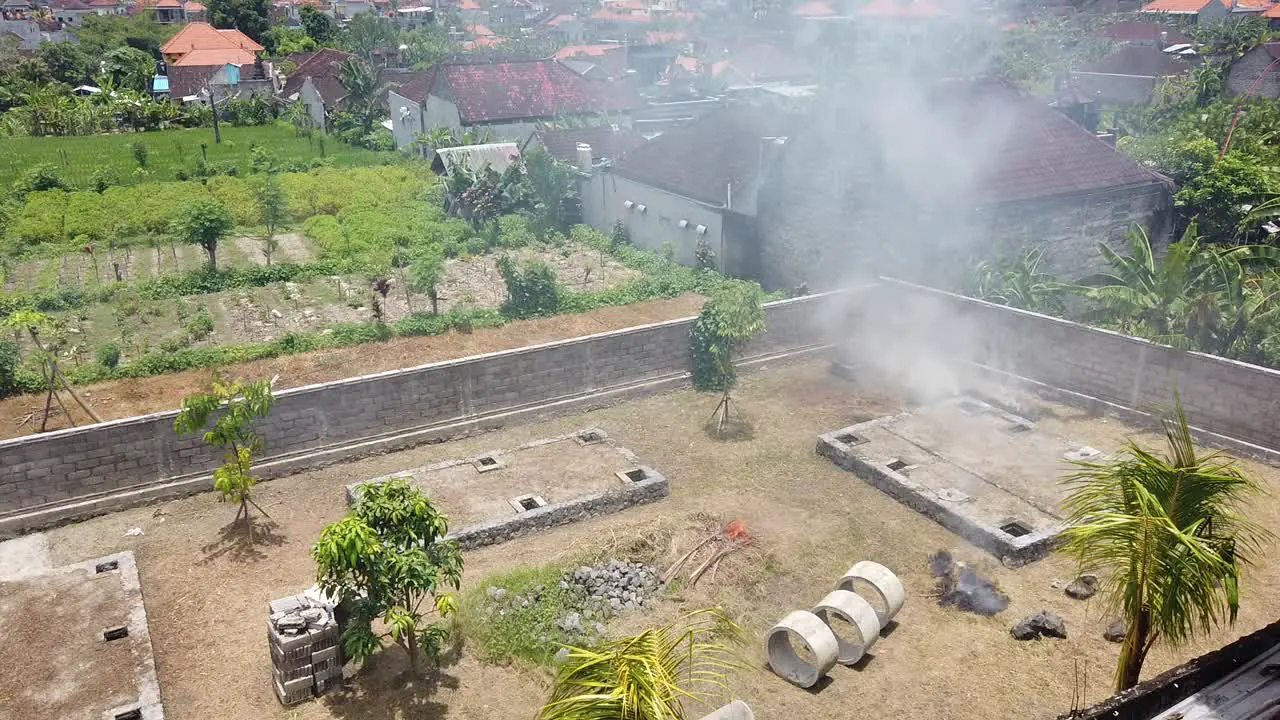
562, 560, 661, 619
267, 588, 343, 705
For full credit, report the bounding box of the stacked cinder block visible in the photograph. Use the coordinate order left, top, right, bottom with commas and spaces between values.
267, 591, 343, 705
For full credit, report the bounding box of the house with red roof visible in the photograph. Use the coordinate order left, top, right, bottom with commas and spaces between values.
1140, 0, 1230, 24
279, 48, 353, 129
132, 0, 205, 22
387, 59, 645, 152
553, 43, 628, 77
88, 0, 127, 16
543, 13, 587, 42
159, 22, 272, 101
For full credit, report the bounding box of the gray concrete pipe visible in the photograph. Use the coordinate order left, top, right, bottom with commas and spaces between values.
838, 560, 905, 626
812, 589, 882, 665
765, 610, 839, 688
697, 700, 755, 720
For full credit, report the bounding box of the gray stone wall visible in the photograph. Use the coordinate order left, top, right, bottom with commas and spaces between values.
0, 294, 836, 521
1226, 45, 1280, 100
868, 280, 1280, 453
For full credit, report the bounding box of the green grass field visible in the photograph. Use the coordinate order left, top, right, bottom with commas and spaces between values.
0, 124, 392, 190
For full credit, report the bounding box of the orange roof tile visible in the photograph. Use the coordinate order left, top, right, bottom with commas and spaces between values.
1265, 2, 1280, 15
591, 8, 651, 22
467, 23, 494, 35
184, 1, 205, 9
162, 22, 263, 57
1140, 0, 1225, 12
645, 30, 685, 44
553, 43, 623, 59
171, 47, 257, 66
457, 0, 479, 9
217, 27, 264, 51
154, 0, 180, 7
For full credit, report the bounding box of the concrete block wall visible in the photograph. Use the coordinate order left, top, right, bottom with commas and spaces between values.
0, 292, 839, 521
872, 280, 1280, 453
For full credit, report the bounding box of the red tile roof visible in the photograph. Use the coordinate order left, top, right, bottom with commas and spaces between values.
611, 105, 798, 205
791, 0, 837, 15
172, 47, 257, 66
184, 1, 205, 10
390, 67, 437, 103
280, 47, 353, 102
1264, 3, 1280, 16
1093, 20, 1191, 44
1140, 0, 1225, 12
457, 0, 479, 9
1083, 45, 1191, 77
438, 60, 644, 123
162, 22, 262, 58
154, 0, 180, 7
467, 23, 493, 35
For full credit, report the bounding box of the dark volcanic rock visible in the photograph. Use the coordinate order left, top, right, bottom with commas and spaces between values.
1065, 574, 1099, 600
1104, 618, 1127, 643
939, 565, 1010, 616
1011, 611, 1067, 641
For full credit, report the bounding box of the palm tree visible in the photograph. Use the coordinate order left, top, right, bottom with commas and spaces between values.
337, 56, 389, 132
1059, 398, 1272, 692
537, 609, 743, 720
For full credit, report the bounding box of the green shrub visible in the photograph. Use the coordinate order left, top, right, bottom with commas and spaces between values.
497, 255, 560, 319
0, 340, 21, 398
96, 342, 121, 369
185, 308, 214, 341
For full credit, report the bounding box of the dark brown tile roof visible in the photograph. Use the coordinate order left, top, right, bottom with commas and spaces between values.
536, 125, 645, 163
280, 48, 353, 104
610, 105, 798, 205
388, 68, 437, 104
1093, 20, 1191, 45
167, 64, 218, 98
438, 60, 645, 123
1084, 46, 1192, 78
937, 80, 1165, 204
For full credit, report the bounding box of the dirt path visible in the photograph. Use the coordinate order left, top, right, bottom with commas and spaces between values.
0, 295, 705, 440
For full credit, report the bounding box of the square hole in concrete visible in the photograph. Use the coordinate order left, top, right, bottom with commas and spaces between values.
95, 560, 119, 574
509, 494, 547, 513
623, 468, 647, 483
103, 626, 129, 641
114, 709, 142, 720
886, 459, 909, 473
472, 455, 503, 473
834, 432, 868, 447
1000, 520, 1032, 538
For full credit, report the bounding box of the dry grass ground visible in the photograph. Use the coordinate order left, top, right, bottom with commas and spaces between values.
0, 294, 704, 440
29, 361, 1280, 720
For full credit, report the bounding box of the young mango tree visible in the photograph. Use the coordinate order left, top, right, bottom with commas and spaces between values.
313, 479, 463, 676
1059, 397, 1272, 691
538, 608, 744, 720
2, 310, 101, 431
174, 374, 275, 540
256, 173, 287, 266
173, 198, 234, 271
689, 281, 766, 437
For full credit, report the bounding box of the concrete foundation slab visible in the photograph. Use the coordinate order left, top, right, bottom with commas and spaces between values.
0, 550, 163, 720
346, 428, 669, 549
0, 532, 51, 580
817, 395, 1112, 564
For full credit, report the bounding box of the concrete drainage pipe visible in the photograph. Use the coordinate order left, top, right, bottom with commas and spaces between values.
697, 700, 755, 720
766, 610, 839, 688
812, 589, 882, 665
838, 560, 905, 626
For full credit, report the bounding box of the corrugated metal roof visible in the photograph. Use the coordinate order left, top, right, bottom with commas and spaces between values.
435, 143, 521, 177
1151, 642, 1280, 720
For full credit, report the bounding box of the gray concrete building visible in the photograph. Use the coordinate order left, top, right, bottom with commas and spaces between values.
580, 105, 797, 277
755, 78, 1175, 291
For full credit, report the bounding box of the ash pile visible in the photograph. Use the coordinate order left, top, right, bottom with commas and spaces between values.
268, 587, 343, 705
930, 549, 1010, 616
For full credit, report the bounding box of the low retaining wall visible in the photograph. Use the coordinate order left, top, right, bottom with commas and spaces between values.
447, 469, 669, 550
0, 291, 846, 535
868, 279, 1280, 460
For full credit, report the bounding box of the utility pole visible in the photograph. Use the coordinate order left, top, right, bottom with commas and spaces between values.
206, 84, 222, 144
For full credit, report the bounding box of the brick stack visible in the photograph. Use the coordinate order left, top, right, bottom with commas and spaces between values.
267, 590, 343, 705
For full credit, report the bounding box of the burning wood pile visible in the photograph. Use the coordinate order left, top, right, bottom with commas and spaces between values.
662, 519, 753, 588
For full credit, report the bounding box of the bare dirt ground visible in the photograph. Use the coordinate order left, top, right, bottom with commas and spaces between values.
0, 294, 704, 440
30, 361, 1280, 720
0, 565, 138, 719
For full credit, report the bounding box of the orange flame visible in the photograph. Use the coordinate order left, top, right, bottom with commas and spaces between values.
723, 519, 750, 542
